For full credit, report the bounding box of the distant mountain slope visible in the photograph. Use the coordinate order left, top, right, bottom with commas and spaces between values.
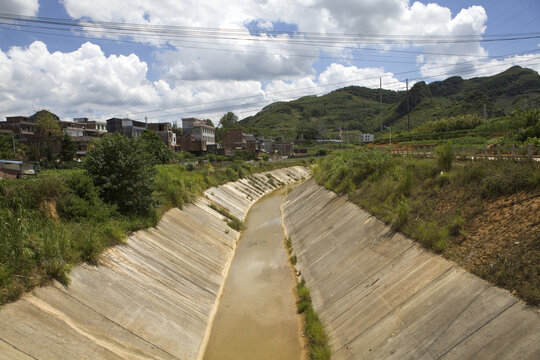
239, 66, 540, 136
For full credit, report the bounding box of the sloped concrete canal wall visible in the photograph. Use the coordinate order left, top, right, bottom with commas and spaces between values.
0, 166, 309, 360
282, 179, 539, 360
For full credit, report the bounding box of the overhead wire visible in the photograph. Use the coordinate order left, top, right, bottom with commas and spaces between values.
1, 12, 539, 121
99, 52, 540, 121
127, 58, 540, 121
1, 13, 540, 46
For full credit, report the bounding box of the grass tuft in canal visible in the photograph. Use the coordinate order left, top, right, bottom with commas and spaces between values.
208, 203, 245, 231
296, 279, 332, 360
287, 235, 331, 360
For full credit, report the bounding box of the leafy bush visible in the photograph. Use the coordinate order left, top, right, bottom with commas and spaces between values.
315, 148, 391, 193
139, 130, 173, 165
435, 141, 453, 171
415, 221, 448, 252
84, 133, 156, 215
392, 196, 409, 231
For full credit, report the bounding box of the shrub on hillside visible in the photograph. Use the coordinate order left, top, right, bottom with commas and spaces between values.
435, 141, 453, 171
315, 148, 391, 192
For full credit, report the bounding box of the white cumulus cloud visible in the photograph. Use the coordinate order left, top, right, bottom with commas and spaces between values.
0, 41, 159, 119
0, 0, 39, 16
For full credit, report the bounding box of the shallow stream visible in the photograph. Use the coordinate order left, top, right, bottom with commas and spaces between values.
203, 189, 303, 360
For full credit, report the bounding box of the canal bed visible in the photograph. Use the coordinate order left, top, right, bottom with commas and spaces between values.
203, 189, 304, 360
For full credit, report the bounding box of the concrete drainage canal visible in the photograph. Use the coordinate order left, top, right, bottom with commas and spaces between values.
203, 188, 304, 360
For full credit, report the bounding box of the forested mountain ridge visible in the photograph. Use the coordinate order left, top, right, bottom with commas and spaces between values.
239, 66, 540, 137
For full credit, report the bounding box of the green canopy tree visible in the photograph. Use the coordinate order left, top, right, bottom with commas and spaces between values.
59, 134, 78, 161
219, 112, 238, 128
0, 134, 15, 159
84, 133, 156, 214
138, 130, 172, 165
29, 110, 62, 161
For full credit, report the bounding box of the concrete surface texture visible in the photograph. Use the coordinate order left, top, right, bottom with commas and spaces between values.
0, 166, 309, 360
282, 179, 540, 360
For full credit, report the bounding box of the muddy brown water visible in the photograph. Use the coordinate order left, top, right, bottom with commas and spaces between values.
203, 189, 303, 360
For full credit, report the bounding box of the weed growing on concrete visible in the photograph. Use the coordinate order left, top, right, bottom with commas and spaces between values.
290, 255, 297, 265
286, 236, 292, 252
208, 203, 244, 231
296, 279, 332, 360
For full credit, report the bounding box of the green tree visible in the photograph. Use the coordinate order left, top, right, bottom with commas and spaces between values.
0, 134, 15, 159
296, 120, 319, 140
219, 112, 238, 128
204, 119, 215, 127
84, 133, 156, 214
59, 134, 78, 161
139, 130, 172, 165
29, 110, 62, 161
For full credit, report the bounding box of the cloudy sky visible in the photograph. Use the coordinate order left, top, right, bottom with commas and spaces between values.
0, 0, 539, 123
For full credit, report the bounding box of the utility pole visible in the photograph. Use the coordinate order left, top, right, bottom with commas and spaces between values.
406, 78, 410, 131
379, 78, 383, 141
12, 134, 16, 156
482, 104, 487, 120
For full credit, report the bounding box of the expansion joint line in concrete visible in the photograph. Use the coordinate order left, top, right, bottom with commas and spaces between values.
436, 300, 519, 359
110, 240, 219, 298
0, 337, 39, 360
334, 265, 458, 354
103, 267, 207, 318
55, 286, 182, 360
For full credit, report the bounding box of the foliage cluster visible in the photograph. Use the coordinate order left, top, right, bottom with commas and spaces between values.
416, 114, 484, 134
0, 170, 137, 304
84, 133, 157, 215
314, 148, 391, 194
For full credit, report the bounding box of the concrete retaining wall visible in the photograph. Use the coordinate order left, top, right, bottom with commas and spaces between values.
0, 166, 309, 360
283, 179, 539, 360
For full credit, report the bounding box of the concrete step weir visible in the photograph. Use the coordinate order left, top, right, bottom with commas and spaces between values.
282, 179, 539, 359
0, 166, 309, 360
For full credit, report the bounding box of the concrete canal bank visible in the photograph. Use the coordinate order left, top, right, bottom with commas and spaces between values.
0, 166, 309, 360
282, 179, 540, 360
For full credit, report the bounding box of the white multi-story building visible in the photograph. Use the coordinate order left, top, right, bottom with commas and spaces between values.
181, 117, 215, 145
360, 133, 374, 143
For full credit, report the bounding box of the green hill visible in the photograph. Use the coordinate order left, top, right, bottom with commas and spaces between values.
239, 66, 540, 137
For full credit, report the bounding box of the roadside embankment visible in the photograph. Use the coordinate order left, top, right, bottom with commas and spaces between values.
283, 179, 539, 360
0, 166, 309, 360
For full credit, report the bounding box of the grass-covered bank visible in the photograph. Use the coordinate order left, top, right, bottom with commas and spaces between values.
0, 160, 307, 306
314, 148, 540, 306
286, 237, 331, 360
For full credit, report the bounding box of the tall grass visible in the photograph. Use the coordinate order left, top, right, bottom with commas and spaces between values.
297, 279, 332, 360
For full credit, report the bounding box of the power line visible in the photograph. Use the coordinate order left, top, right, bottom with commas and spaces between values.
125, 58, 540, 122
1, 13, 540, 46
6, 23, 535, 63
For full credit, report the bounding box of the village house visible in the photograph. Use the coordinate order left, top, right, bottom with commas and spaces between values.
181, 117, 215, 145
106, 118, 147, 138
147, 122, 177, 149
